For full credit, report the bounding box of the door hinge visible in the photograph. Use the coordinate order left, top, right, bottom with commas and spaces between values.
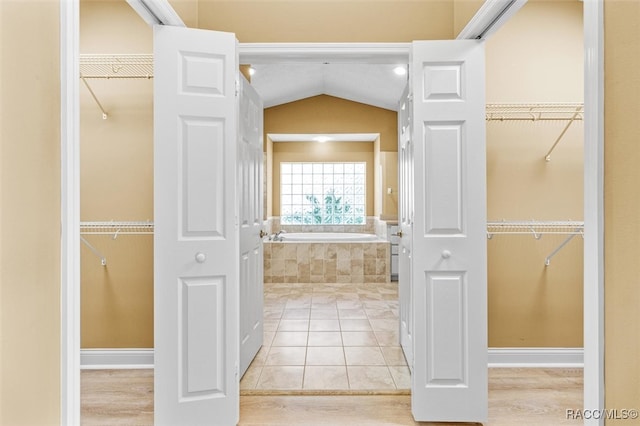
235, 79, 240, 97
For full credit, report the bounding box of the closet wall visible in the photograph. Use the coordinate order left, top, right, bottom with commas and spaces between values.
485, 1, 584, 347
79, 0, 584, 350
80, 0, 154, 348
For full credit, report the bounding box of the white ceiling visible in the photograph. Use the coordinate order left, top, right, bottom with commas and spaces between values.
249, 63, 408, 111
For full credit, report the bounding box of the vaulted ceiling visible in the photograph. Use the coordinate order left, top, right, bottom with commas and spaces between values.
249, 63, 409, 111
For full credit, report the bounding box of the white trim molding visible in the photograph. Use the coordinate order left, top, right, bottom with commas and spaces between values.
239, 43, 410, 64
81, 348, 583, 370
81, 349, 154, 370
583, 0, 605, 424
457, 0, 528, 40
60, 0, 81, 424
488, 348, 584, 368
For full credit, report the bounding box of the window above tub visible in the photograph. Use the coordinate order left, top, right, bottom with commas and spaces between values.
280, 162, 366, 225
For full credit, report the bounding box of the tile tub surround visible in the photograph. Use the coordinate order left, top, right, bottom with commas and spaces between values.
264, 241, 390, 284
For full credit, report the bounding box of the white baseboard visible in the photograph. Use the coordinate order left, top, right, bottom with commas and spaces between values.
81, 347, 583, 369
81, 349, 154, 370
488, 347, 584, 368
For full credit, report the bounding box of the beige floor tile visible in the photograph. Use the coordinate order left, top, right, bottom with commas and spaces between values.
341, 331, 379, 346
381, 347, 408, 366
307, 331, 343, 346
335, 299, 363, 309
263, 320, 280, 332
338, 308, 368, 319
373, 331, 400, 347
309, 319, 341, 331
272, 331, 309, 346
264, 308, 284, 319
388, 365, 411, 389
263, 331, 276, 347
344, 347, 386, 366
305, 346, 346, 366
265, 346, 307, 366
369, 319, 398, 332
277, 319, 310, 331
339, 319, 372, 331
256, 366, 304, 390
365, 309, 397, 319
347, 366, 396, 390
281, 308, 311, 319
240, 363, 262, 390
362, 300, 390, 310
304, 366, 349, 390
253, 346, 270, 365
310, 308, 339, 319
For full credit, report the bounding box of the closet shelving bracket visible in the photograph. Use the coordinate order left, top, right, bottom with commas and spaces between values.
485, 103, 584, 161
487, 220, 584, 266
80, 221, 154, 266
79, 54, 154, 120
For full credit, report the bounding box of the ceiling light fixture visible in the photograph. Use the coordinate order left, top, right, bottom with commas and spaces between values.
248, 67, 256, 76
394, 66, 407, 76
313, 136, 331, 143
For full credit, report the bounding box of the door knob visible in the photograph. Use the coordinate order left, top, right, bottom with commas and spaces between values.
441, 250, 452, 259
195, 252, 206, 263
259, 230, 268, 238
393, 230, 403, 238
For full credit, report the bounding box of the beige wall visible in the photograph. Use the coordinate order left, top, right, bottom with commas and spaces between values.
604, 0, 640, 420
3, 0, 639, 420
485, 0, 584, 347
0, 1, 61, 424
265, 95, 398, 219
78, 1, 586, 349
453, 0, 485, 36
80, 0, 154, 348
198, 0, 454, 42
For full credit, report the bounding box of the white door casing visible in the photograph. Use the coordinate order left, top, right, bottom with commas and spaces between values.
409, 40, 488, 423
154, 25, 240, 425
238, 74, 265, 377
397, 83, 414, 370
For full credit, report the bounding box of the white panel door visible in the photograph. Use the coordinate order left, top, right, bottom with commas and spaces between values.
410, 40, 487, 423
238, 74, 265, 377
397, 83, 414, 370
154, 25, 239, 426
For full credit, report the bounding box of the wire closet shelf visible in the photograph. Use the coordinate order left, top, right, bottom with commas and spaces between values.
79, 54, 154, 79
80, 221, 155, 236
487, 220, 584, 267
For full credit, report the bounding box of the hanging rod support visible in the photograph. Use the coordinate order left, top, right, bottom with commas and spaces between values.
544, 229, 582, 266
80, 236, 107, 266
544, 107, 582, 161
81, 76, 108, 120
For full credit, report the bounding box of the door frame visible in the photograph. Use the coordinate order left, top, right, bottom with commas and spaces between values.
59, 2, 605, 424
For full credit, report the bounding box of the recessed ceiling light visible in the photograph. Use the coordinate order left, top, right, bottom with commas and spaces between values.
248, 67, 256, 76
394, 66, 407, 76
313, 136, 331, 143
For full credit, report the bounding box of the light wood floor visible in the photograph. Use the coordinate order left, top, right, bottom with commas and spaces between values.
81, 367, 583, 425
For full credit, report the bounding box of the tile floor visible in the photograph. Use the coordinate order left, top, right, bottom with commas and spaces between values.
240, 281, 409, 391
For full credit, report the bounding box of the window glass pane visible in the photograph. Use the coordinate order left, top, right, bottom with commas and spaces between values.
280, 162, 366, 225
